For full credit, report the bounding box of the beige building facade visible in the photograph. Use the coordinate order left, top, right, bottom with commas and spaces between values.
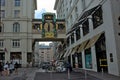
34, 43, 54, 66
0, 0, 37, 67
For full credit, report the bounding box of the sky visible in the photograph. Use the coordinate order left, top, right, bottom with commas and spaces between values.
35, 0, 56, 19
35, 0, 56, 45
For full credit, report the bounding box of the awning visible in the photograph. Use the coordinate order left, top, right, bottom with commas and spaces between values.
77, 40, 89, 53
59, 52, 65, 59
85, 33, 102, 49
71, 46, 79, 55
66, 49, 72, 57
63, 49, 69, 58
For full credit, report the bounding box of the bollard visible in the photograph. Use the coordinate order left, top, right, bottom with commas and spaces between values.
67, 69, 71, 80
101, 68, 104, 77
50, 66, 53, 80
85, 70, 87, 80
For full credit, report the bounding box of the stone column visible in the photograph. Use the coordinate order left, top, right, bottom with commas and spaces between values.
70, 54, 73, 67
88, 16, 93, 33
80, 25, 83, 38
82, 50, 85, 69
91, 45, 97, 71
5, 51, 10, 63
69, 36, 71, 46
74, 31, 76, 43
22, 51, 27, 67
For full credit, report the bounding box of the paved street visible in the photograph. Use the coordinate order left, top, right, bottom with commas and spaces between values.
34, 71, 101, 80
0, 68, 120, 80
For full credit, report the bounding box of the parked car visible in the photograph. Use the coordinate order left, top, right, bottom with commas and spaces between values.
40, 62, 51, 70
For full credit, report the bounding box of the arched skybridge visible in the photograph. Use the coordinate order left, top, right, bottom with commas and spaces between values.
32, 13, 66, 42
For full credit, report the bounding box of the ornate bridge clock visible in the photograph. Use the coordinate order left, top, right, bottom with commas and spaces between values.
42, 13, 57, 38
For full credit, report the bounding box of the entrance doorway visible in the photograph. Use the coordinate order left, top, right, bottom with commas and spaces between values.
10, 52, 22, 67
76, 52, 83, 68
0, 53, 5, 63
95, 33, 108, 72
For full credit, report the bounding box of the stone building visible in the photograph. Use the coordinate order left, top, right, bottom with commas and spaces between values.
54, 0, 120, 76
0, 0, 37, 67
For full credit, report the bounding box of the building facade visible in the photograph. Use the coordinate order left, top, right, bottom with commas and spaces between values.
0, 0, 37, 67
34, 43, 54, 66
54, 0, 120, 76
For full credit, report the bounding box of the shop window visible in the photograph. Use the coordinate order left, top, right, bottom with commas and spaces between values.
76, 28, 81, 40
92, 7, 103, 29
85, 48, 92, 69
82, 19, 89, 36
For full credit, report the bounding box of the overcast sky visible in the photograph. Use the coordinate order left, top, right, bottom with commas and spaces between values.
35, 0, 56, 19
35, 0, 56, 45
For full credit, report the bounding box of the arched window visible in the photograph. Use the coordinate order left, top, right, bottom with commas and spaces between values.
13, 22, 20, 32
0, 23, 4, 32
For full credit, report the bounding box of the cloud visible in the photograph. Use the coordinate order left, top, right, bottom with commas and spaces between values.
35, 8, 46, 19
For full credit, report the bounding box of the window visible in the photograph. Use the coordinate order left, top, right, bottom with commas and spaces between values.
71, 33, 74, 44
0, 0, 5, 6
13, 22, 20, 32
15, 0, 20, 6
70, 0, 72, 6
14, 10, 20, 18
0, 40, 4, 47
70, 15, 73, 26
0, 23, 4, 32
12, 39, 20, 48
76, 28, 80, 40
67, 37, 70, 47
0, 10, 5, 18
92, 7, 103, 29
82, 19, 89, 36
75, 7, 78, 19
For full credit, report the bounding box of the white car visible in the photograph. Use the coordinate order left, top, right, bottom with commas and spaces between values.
56, 66, 66, 72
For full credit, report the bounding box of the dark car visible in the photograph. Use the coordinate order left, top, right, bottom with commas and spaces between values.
40, 62, 51, 70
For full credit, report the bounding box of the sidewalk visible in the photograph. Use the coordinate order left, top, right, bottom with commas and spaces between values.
0, 68, 37, 80
73, 68, 120, 80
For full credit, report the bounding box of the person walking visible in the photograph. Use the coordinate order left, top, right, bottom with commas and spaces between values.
9, 62, 14, 74
3, 62, 9, 76
66, 62, 72, 72
14, 62, 19, 74
0, 62, 3, 76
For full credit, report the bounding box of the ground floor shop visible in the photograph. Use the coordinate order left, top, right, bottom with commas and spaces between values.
65, 33, 120, 76
0, 52, 33, 67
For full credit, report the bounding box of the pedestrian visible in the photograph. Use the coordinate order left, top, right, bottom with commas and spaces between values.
14, 62, 19, 74
3, 62, 9, 76
66, 62, 72, 72
9, 62, 14, 74
0, 62, 3, 76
